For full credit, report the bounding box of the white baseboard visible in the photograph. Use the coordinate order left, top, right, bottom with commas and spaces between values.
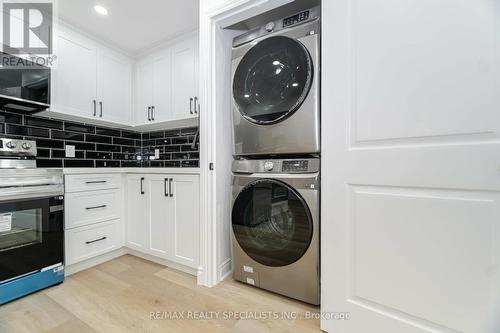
126, 248, 198, 276
65, 247, 201, 278
218, 258, 232, 282
65, 248, 127, 276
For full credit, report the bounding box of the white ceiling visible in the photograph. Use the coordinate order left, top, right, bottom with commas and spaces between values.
58, 0, 199, 54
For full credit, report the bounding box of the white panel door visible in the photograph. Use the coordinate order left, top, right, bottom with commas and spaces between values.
134, 60, 153, 124
171, 175, 200, 268
97, 50, 132, 124
148, 175, 174, 258
171, 36, 198, 120
152, 51, 173, 122
322, 1, 500, 333
126, 175, 148, 251
51, 32, 97, 118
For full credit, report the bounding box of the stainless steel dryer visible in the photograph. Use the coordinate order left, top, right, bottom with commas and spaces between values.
231, 158, 320, 305
231, 7, 320, 156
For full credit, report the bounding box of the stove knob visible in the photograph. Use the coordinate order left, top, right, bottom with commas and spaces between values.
6, 141, 17, 149
22, 142, 32, 150
264, 161, 274, 171
265, 22, 275, 32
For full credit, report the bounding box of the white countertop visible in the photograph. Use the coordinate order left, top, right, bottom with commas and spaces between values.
62, 168, 200, 175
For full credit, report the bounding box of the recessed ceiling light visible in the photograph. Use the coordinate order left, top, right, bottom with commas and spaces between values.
94, 5, 108, 16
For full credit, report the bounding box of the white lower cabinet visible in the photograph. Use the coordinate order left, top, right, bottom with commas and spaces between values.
65, 174, 123, 267
126, 174, 200, 269
65, 220, 120, 266
125, 175, 149, 251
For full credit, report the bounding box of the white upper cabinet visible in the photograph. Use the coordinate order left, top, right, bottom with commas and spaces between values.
133, 33, 199, 125
52, 31, 97, 118
152, 52, 173, 122
97, 50, 132, 123
134, 60, 153, 124
50, 24, 132, 125
171, 35, 199, 120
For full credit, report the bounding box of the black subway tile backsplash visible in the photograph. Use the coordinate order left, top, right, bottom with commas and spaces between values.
37, 158, 63, 168
66, 141, 96, 151
64, 159, 95, 168
0, 110, 199, 168
113, 137, 134, 146
85, 134, 112, 144
64, 122, 95, 133
51, 130, 85, 141
95, 160, 121, 168
24, 116, 63, 130
0, 112, 22, 124
95, 127, 121, 137
6, 124, 50, 138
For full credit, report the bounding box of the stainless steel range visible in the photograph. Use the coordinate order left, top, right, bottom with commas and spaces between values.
0, 138, 65, 304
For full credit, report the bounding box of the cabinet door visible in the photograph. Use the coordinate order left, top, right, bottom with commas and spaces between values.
52, 31, 97, 118
148, 176, 174, 257
171, 36, 198, 120
170, 175, 200, 268
97, 51, 132, 124
134, 60, 153, 124
152, 52, 172, 122
126, 175, 148, 251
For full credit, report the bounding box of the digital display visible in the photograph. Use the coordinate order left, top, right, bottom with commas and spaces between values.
282, 160, 308, 172
283, 10, 310, 28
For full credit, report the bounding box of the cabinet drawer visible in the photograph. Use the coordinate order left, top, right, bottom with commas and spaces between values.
65, 189, 120, 229
65, 174, 121, 193
65, 220, 120, 265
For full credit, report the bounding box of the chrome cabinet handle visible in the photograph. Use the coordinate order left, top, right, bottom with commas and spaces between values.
147, 106, 151, 121
190, 97, 193, 114
140, 177, 145, 194
93, 100, 97, 117
86, 237, 107, 244
85, 205, 107, 210
169, 178, 173, 197
151, 106, 155, 121
99, 101, 103, 117
194, 97, 198, 114
85, 180, 107, 184
164, 178, 168, 197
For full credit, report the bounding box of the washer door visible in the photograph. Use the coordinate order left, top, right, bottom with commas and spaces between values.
232, 179, 313, 267
233, 36, 313, 125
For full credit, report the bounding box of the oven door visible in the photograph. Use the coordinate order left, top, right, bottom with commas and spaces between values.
0, 196, 63, 283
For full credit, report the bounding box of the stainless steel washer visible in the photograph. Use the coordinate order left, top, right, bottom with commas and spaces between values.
231, 7, 320, 156
231, 157, 320, 305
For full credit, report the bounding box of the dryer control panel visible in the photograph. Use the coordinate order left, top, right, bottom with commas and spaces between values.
282, 160, 309, 172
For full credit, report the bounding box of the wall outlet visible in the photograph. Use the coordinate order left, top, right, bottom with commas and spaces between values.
65, 145, 75, 158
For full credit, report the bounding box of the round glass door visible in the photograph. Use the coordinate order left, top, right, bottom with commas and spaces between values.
233, 36, 313, 125
232, 179, 313, 267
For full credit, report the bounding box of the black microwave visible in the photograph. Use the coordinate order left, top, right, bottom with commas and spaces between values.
0, 53, 50, 113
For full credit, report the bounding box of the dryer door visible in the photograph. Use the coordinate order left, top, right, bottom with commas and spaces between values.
232, 179, 313, 267
233, 36, 313, 125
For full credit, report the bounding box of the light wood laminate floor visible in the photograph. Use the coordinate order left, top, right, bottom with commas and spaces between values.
0, 255, 321, 333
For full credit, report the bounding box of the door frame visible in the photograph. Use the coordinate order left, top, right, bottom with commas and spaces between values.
198, 0, 294, 287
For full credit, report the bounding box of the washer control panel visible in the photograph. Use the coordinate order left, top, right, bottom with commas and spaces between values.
283, 10, 310, 28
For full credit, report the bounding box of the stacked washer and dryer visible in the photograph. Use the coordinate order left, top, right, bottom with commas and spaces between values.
230, 7, 321, 305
